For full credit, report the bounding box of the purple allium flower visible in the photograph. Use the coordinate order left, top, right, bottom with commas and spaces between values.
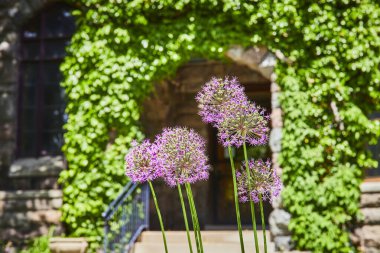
125, 140, 163, 183
155, 127, 210, 187
236, 159, 282, 203
195, 77, 248, 125
217, 102, 269, 147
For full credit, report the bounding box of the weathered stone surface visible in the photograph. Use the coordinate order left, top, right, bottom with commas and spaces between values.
361, 193, 380, 208
49, 238, 88, 253
363, 247, 380, 253
271, 91, 281, 109
274, 236, 293, 251
271, 196, 284, 209
362, 208, 380, 224
258, 52, 276, 79
0, 190, 62, 200
269, 209, 291, 236
0, 198, 62, 212
270, 128, 282, 153
9, 156, 64, 178
0, 210, 61, 227
271, 108, 283, 128
361, 182, 380, 193
226, 46, 276, 80
355, 225, 380, 249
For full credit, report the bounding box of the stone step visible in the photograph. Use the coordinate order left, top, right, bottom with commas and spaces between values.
133, 241, 275, 253
139, 230, 270, 244
134, 231, 275, 253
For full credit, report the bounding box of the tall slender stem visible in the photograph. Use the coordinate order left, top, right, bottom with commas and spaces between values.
148, 181, 168, 253
185, 183, 201, 253
243, 143, 260, 253
228, 146, 245, 253
185, 183, 204, 253
177, 183, 194, 253
259, 194, 268, 253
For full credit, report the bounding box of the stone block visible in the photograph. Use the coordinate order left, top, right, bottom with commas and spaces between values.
355, 225, 380, 249
271, 82, 281, 92
0, 210, 61, 227
362, 208, 380, 224
274, 236, 293, 251
361, 182, 380, 193
9, 156, 64, 178
271, 108, 283, 128
0, 197, 62, 212
363, 247, 380, 253
49, 238, 88, 253
272, 196, 284, 209
361, 193, 380, 208
269, 209, 291, 236
0, 190, 62, 200
226, 46, 267, 69
270, 128, 282, 153
271, 91, 281, 109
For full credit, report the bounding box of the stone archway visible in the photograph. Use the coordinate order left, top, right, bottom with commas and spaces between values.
141, 46, 287, 250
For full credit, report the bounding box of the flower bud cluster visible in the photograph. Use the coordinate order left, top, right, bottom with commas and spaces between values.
125, 128, 210, 186
237, 159, 282, 203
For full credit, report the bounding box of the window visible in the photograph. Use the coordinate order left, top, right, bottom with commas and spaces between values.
17, 3, 75, 157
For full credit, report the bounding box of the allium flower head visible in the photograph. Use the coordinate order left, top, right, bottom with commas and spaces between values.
196, 76, 248, 125
125, 140, 163, 183
236, 159, 282, 203
155, 127, 210, 187
217, 102, 269, 147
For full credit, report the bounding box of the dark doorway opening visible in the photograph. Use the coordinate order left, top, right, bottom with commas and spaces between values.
208, 80, 272, 227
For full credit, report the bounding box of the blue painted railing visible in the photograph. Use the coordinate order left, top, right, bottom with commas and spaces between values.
102, 182, 150, 253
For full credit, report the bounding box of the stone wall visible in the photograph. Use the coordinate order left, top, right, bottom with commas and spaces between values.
352, 182, 380, 253
0, 0, 66, 245
0, 189, 62, 243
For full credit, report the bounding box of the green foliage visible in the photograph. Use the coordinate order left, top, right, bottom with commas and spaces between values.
60, 0, 380, 252
20, 227, 54, 253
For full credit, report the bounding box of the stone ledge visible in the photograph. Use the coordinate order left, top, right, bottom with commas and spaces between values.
361, 193, 380, 208
362, 208, 380, 225
361, 182, 380, 193
9, 156, 64, 178
0, 210, 61, 227
0, 189, 62, 200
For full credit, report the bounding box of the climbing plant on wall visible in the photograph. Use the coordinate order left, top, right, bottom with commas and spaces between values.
60, 0, 380, 251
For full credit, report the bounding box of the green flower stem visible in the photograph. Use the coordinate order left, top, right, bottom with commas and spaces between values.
228, 146, 245, 253
259, 194, 268, 253
148, 181, 168, 253
177, 183, 194, 253
184, 183, 201, 253
243, 142, 260, 253
185, 183, 204, 253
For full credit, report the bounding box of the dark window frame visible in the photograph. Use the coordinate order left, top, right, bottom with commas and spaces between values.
16, 2, 75, 158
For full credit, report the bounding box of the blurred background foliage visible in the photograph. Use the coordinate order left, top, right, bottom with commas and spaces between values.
59, 0, 380, 252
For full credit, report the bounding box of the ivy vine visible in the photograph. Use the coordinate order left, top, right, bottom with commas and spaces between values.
59, 0, 380, 251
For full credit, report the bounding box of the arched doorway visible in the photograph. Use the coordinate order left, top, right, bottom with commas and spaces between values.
142, 58, 273, 229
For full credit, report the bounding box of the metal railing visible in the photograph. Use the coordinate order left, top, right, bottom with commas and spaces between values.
102, 182, 150, 253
